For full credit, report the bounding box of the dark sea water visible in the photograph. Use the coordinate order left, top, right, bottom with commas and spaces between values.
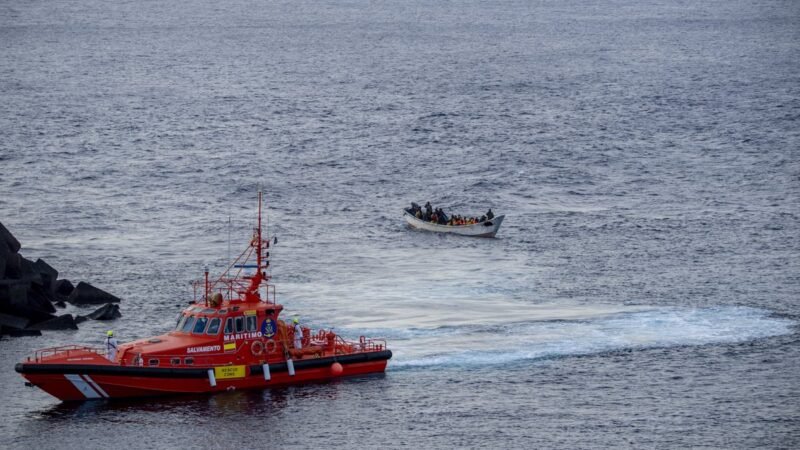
2, 0, 799, 447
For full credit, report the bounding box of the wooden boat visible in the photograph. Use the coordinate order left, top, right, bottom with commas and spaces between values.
15, 192, 391, 402
403, 208, 504, 238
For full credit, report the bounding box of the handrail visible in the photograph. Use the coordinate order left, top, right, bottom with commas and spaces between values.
32, 345, 105, 362
334, 335, 386, 353
28, 334, 386, 367
191, 279, 277, 304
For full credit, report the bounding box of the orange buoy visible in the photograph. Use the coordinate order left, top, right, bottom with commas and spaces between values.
330, 362, 343, 376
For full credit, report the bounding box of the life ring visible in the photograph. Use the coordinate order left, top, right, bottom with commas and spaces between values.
265, 339, 276, 354
251, 340, 265, 355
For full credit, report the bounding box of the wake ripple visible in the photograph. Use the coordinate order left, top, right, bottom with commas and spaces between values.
342, 306, 795, 370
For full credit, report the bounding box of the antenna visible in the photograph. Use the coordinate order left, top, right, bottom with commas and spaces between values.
204, 265, 209, 306
256, 186, 263, 273
266, 204, 271, 277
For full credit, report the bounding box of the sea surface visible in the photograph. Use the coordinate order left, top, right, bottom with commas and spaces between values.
1, 0, 799, 448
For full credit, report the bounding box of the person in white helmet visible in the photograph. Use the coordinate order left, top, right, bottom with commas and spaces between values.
105, 330, 118, 361
292, 317, 302, 350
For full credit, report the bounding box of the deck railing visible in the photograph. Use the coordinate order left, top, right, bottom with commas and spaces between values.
191, 279, 277, 304
333, 335, 386, 353
27, 333, 386, 367
31, 345, 105, 362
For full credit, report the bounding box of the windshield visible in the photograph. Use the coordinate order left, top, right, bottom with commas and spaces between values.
176, 314, 189, 331
207, 318, 221, 335
180, 316, 196, 333
192, 317, 209, 334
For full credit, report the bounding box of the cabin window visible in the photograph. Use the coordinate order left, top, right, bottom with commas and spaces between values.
224, 317, 233, 334
184, 357, 194, 365
218, 309, 228, 314
176, 314, 189, 331
234, 316, 245, 333
192, 317, 209, 334
175, 313, 183, 328
207, 318, 221, 335
181, 316, 196, 333
246, 316, 257, 332
171, 358, 180, 366
202, 308, 216, 314
148, 359, 159, 366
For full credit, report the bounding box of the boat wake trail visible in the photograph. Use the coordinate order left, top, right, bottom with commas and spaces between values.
347, 306, 795, 370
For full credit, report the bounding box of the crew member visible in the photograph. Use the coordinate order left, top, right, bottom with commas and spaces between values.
292, 317, 302, 350
486, 208, 494, 220
105, 330, 118, 361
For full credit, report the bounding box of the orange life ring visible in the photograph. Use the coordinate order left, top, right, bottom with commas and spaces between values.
265, 339, 276, 354
251, 340, 265, 355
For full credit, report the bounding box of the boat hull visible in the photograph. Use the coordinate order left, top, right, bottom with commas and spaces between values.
16, 350, 391, 402
404, 212, 504, 237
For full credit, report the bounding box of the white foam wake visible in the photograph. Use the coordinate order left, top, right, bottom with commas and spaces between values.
343, 306, 795, 369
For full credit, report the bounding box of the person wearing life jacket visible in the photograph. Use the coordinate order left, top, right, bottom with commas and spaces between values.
105, 330, 118, 362
292, 317, 302, 350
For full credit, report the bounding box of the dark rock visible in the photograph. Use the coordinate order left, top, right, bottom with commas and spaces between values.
27, 284, 57, 313
0, 281, 57, 322
0, 243, 7, 277
75, 315, 88, 324
0, 221, 21, 254
0, 312, 29, 330
3, 252, 22, 279
28, 314, 78, 330
0, 279, 22, 301
55, 279, 75, 296
1, 326, 41, 337
33, 258, 58, 293
67, 281, 121, 305
19, 257, 41, 285
82, 303, 122, 321
0, 279, 26, 305
4, 256, 41, 285
0, 281, 29, 313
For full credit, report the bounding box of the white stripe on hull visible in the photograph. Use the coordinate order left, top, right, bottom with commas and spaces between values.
64, 374, 103, 399
83, 375, 109, 398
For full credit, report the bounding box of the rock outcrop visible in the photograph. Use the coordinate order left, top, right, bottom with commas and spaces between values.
0, 221, 123, 337
77, 303, 122, 323
67, 282, 121, 305
28, 314, 78, 331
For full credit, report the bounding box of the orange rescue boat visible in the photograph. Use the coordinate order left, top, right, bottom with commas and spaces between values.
15, 191, 391, 401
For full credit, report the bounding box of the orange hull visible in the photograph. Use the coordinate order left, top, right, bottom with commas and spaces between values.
17, 351, 390, 401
